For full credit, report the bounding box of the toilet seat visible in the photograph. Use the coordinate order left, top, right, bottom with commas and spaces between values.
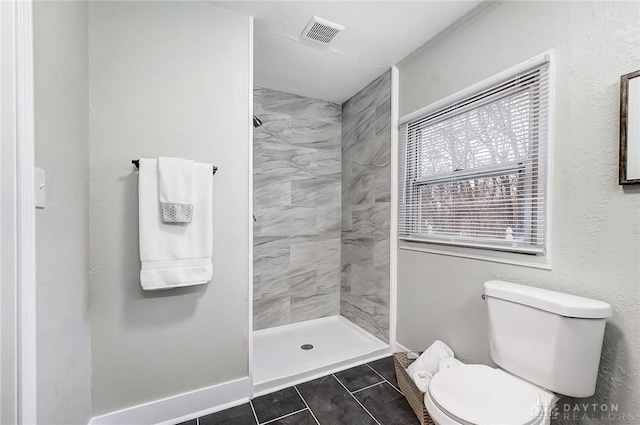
426, 365, 548, 425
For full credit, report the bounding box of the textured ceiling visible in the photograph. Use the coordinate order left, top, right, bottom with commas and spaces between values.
208, 1, 480, 104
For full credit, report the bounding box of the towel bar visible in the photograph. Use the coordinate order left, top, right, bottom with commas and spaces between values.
132, 159, 218, 175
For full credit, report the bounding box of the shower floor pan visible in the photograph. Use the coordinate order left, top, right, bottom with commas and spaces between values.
252, 315, 390, 396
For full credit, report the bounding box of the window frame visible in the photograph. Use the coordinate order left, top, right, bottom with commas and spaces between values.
398, 51, 554, 267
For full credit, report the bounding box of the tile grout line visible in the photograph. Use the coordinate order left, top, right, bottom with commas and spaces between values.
294, 385, 321, 425
260, 408, 309, 425
249, 400, 260, 425
366, 363, 403, 395
350, 381, 386, 395
332, 374, 382, 425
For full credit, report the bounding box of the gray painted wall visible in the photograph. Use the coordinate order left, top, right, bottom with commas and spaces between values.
34, 1, 92, 423
88, 2, 250, 415
253, 87, 342, 330
340, 71, 392, 343
397, 1, 640, 422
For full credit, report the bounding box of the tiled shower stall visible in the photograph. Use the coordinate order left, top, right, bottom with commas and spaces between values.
253, 70, 391, 343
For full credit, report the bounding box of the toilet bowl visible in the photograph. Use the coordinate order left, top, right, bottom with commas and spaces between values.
423, 364, 558, 425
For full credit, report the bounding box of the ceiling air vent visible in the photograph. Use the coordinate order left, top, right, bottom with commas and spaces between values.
301, 16, 344, 45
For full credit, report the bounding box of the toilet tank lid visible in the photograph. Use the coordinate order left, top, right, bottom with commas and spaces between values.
484, 280, 613, 319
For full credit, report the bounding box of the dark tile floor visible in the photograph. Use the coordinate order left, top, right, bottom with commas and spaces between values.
177, 356, 420, 425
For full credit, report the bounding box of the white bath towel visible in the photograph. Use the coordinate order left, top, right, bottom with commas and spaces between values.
158, 156, 194, 223
438, 357, 464, 372
412, 370, 432, 393
138, 158, 213, 290
407, 340, 454, 377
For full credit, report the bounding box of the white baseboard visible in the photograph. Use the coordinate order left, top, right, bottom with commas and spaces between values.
89, 377, 251, 425
394, 342, 411, 353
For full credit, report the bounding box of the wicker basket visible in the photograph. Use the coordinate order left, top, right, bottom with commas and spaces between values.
393, 352, 435, 425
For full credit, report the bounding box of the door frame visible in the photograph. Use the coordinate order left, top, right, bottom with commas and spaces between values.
1, 0, 37, 423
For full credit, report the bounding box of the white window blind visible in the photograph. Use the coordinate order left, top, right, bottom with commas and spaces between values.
399, 60, 550, 254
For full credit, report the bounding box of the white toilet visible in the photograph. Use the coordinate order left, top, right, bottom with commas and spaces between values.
424, 280, 612, 425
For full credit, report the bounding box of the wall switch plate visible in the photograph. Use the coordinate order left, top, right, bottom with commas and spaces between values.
35, 167, 45, 209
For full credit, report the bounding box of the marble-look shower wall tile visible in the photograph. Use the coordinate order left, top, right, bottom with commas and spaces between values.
290, 235, 340, 267
261, 143, 318, 180
259, 276, 291, 297
287, 117, 341, 150
342, 107, 375, 151
291, 273, 318, 295
373, 304, 390, 341
363, 287, 390, 309
254, 274, 261, 301
340, 291, 388, 342
340, 71, 391, 343
353, 113, 377, 148
256, 206, 317, 236
342, 74, 390, 120
254, 87, 341, 330
291, 291, 340, 323
254, 236, 290, 270
340, 264, 351, 291
254, 143, 263, 173
317, 206, 341, 234
254, 87, 262, 111
316, 264, 340, 291
374, 238, 390, 269
373, 167, 391, 203
340, 293, 375, 323
370, 266, 391, 308
261, 265, 320, 297
254, 173, 291, 206
288, 264, 318, 295
343, 173, 375, 206
375, 98, 391, 135
291, 178, 341, 207
350, 133, 391, 176
341, 234, 374, 267
318, 151, 341, 178
352, 203, 390, 238
254, 296, 291, 331
341, 206, 352, 232
260, 264, 317, 297
261, 87, 341, 120
350, 263, 378, 296
253, 111, 290, 145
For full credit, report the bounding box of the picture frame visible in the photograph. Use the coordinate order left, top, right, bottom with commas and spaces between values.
619, 69, 640, 185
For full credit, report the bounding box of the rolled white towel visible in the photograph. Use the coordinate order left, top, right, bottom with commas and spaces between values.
407, 340, 454, 377
439, 357, 464, 372
412, 370, 432, 393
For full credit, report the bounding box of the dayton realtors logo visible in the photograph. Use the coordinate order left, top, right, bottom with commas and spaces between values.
529, 401, 635, 422
558, 403, 636, 422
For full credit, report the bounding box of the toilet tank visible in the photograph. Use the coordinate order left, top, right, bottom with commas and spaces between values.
483, 280, 612, 398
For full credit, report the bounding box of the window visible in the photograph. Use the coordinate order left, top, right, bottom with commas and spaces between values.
399, 58, 550, 254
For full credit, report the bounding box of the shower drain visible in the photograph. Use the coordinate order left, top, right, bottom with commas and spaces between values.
300, 344, 314, 350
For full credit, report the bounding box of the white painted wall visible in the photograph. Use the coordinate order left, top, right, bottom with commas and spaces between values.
88, 1, 250, 415
397, 1, 640, 420
33, 1, 92, 423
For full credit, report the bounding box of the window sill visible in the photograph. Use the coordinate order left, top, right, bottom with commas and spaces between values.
398, 240, 551, 270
